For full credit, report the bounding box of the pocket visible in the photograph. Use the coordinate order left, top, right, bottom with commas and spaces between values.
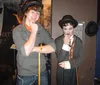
16, 75, 24, 85
17, 75, 37, 85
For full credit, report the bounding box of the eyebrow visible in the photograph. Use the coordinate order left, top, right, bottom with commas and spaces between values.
63, 27, 73, 30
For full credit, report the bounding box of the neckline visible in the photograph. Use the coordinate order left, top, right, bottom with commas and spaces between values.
24, 24, 31, 32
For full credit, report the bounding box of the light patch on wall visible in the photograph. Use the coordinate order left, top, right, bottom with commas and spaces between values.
74, 21, 86, 44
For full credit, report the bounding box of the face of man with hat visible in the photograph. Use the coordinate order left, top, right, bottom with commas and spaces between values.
59, 15, 78, 44
22, 0, 43, 23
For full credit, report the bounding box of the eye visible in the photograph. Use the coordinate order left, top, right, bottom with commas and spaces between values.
31, 11, 35, 13
63, 28, 67, 30
37, 12, 40, 15
69, 27, 73, 30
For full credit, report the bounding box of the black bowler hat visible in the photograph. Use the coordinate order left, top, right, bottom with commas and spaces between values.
22, 0, 43, 13
85, 21, 98, 37
59, 15, 78, 28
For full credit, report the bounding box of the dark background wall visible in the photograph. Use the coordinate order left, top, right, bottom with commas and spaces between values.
97, 0, 100, 23
51, 0, 97, 85
94, 0, 100, 81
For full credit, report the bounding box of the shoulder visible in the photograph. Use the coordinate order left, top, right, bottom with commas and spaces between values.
74, 35, 83, 44
55, 35, 64, 44
13, 24, 23, 33
37, 22, 44, 30
36, 22, 48, 32
55, 35, 64, 41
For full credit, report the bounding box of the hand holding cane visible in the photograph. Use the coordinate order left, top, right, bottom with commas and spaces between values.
38, 43, 42, 85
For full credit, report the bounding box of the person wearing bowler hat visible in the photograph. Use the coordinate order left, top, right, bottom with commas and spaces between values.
12, 0, 56, 85
55, 15, 84, 85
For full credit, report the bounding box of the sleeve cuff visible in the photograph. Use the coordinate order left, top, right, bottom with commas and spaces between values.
62, 44, 71, 51
64, 61, 71, 69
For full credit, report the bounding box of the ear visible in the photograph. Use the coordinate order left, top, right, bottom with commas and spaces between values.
24, 12, 27, 17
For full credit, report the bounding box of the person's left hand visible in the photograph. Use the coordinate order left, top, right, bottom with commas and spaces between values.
59, 61, 65, 68
59, 61, 71, 69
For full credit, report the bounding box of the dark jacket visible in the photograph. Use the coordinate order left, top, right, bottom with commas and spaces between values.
55, 34, 83, 85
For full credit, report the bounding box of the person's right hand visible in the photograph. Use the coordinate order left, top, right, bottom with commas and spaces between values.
63, 35, 71, 45
29, 17, 38, 33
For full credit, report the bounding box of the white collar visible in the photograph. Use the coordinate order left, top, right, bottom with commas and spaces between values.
70, 35, 74, 40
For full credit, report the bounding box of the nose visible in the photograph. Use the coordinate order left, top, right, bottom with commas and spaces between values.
33, 12, 38, 17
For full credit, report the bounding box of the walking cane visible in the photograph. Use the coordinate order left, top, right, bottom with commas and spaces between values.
38, 43, 42, 85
